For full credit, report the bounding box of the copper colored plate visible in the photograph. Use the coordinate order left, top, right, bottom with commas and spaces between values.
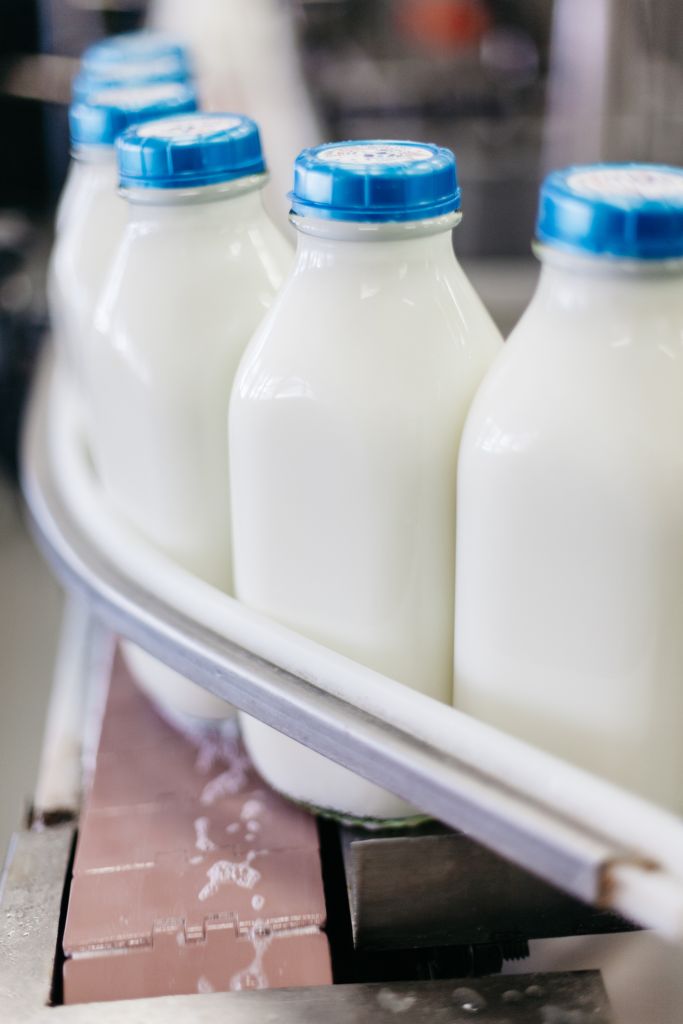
75, 788, 319, 874
64, 847, 327, 952
64, 927, 332, 1003
63, 651, 331, 1004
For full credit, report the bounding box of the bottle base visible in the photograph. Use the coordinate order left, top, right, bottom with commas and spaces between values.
296, 798, 431, 830
239, 712, 424, 824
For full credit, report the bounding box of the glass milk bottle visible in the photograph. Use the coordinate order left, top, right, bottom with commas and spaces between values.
59, 32, 192, 231
48, 82, 197, 386
87, 113, 293, 719
454, 164, 683, 813
230, 140, 503, 822
57, 45, 193, 234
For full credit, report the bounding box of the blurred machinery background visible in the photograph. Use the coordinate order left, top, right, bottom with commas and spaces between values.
0, 0, 681, 484
4, 1, 683, 241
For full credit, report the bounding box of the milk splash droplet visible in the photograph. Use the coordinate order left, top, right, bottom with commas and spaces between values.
241, 799, 264, 820
194, 816, 217, 852
376, 988, 417, 1013
230, 921, 272, 991
198, 723, 251, 803
502, 989, 524, 1004
198, 851, 260, 901
452, 987, 487, 1014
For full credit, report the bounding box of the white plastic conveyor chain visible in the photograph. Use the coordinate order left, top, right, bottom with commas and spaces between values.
20, 346, 683, 941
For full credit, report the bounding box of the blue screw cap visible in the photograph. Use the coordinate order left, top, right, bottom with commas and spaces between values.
289, 140, 461, 223
537, 164, 683, 260
74, 30, 192, 104
116, 113, 267, 189
69, 82, 198, 149
81, 31, 190, 77
72, 61, 190, 104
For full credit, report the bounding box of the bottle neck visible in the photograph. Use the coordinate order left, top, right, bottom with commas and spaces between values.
533, 245, 683, 315
122, 179, 267, 225
72, 143, 116, 165
292, 212, 461, 268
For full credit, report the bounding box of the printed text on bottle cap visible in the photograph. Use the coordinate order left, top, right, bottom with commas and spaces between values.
136, 115, 242, 139
567, 168, 683, 200
321, 144, 435, 166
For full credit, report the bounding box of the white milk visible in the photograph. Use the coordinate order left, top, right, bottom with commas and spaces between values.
54, 147, 115, 237
49, 148, 120, 382
86, 113, 292, 719
230, 140, 503, 821
454, 164, 683, 813
48, 82, 197, 388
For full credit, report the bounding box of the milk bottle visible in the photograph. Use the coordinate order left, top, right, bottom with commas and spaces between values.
59, 32, 193, 230
87, 113, 292, 719
229, 140, 503, 821
454, 164, 683, 813
48, 82, 197, 386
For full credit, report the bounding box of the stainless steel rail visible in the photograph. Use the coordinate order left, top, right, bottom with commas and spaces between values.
16, 355, 675, 922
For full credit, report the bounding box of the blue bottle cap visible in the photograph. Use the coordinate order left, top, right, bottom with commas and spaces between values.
116, 113, 266, 190
72, 60, 190, 104
74, 31, 191, 103
81, 31, 190, 78
69, 82, 198, 149
537, 164, 683, 260
289, 140, 460, 222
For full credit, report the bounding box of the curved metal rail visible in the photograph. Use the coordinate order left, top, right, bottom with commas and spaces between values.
19, 351, 683, 938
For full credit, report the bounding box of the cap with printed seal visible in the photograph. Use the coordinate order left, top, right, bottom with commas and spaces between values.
116, 113, 266, 190
289, 141, 460, 223
81, 31, 190, 78
69, 82, 198, 149
537, 164, 683, 260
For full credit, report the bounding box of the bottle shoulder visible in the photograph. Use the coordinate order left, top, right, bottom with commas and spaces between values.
232, 289, 501, 420
460, 316, 683, 473
98, 215, 291, 321
52, 189, 126, 267
237, 254, 501, 356
109, 213, 292, 291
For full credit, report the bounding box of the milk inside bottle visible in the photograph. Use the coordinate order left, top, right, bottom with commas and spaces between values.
230, 140, 503, 821
48, 82, 197, 387
87, 113, 293, 719
454, 163, 683, 813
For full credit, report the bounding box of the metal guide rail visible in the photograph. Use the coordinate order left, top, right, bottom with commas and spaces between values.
18, 351, 683, 941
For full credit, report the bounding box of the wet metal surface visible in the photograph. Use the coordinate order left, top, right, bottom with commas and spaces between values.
0, 795, 611, 1020
63, 655, 329, 1002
